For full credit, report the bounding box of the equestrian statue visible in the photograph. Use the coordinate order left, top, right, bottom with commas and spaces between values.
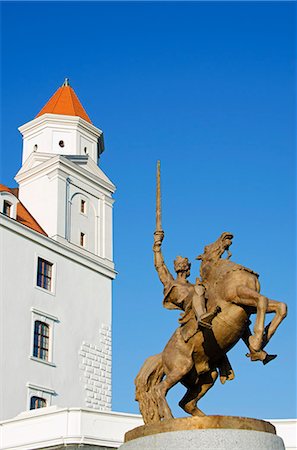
135, 161, 287, 425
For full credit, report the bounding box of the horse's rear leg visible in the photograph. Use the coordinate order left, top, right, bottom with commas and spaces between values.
264, 300, 287, 344
179, 370, 218, 417
235, 285, 268, 351
155, 360, 193, 420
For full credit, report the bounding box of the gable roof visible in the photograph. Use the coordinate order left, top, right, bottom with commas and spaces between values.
35, 78, 92, 124
0, 184, 47, 236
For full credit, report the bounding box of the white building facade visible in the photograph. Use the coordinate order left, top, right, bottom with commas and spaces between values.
0, 79, 116, 421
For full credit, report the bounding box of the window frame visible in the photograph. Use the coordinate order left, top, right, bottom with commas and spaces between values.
34, 254, 56, 296
36, 257, 53, 291
30, 308, 58, 366
0, 192, 17, 219
27, 382, 56, 411
33, 320, 50, 361
80, 232, 86, 247
3, 200, 12, 217
30, 395, 47, 410
80, 199, 87, 214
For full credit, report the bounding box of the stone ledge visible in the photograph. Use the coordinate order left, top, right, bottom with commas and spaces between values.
125, 415, 276, 442
121, 428, 285, 450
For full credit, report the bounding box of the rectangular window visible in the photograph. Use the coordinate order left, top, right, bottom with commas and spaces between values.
80, 199, 86, 214
80, 232, 86, 247
30, 308, 58, 366
37, 258, 53, 291
3, 200, 12, 216
33, 320, 49, 361
30, 395, 47, 410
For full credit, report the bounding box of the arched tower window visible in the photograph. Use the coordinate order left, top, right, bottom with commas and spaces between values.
33, 321, 49, 361
30, 396, 46, 410
80, 199, 87, 214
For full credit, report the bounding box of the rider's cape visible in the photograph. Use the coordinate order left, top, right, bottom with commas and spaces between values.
163, 281, 200, 342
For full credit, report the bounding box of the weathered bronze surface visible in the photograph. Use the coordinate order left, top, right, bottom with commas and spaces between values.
135, 162, 287, 425
125, 415, 276, 442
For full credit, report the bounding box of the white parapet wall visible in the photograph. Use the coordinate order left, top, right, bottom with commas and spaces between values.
0, 407, 143, 450
268, 419, 297, 450
0, 408, 295, 450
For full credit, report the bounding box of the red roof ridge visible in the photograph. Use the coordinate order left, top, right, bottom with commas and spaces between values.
45, 86, 64, 115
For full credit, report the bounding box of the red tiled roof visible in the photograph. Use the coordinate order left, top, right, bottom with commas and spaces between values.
35, 79, 92, 123
0, 184, 47, 236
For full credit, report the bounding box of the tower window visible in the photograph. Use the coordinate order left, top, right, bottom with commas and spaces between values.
84, 146, 87, 154
80, 232, 86, 247
3, 201, 12, 217
30, 396, 47, 410
59, 140, 65, 148
80, 199, 86, 214
33, 144, 38, 151
37, 258, 53, 291
33, 321, 49, 361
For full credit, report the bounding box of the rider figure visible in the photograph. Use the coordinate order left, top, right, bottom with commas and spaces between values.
153, 230, 217, 341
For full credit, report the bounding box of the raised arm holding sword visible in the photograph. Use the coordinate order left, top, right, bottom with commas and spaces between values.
153, 161, 218, 342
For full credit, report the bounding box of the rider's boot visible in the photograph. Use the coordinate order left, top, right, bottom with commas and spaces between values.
199, 306, 221, 329
198, 319, 212, 330
246, 349, 277, 365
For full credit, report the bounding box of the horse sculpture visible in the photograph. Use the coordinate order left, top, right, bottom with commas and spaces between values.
135, 232, 287, 424
135, 163, 287, 425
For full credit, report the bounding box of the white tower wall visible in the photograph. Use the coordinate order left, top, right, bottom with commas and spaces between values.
19, 114, 103, 165
16, 153, 115, 259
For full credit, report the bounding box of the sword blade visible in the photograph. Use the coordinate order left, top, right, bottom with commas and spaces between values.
156, 160, 162, 231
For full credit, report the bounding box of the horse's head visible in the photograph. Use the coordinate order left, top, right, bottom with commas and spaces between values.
196, 232, 233, 264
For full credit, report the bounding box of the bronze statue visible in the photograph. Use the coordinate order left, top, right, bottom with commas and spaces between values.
153, 231, 219, 341
135, 162, 287, 425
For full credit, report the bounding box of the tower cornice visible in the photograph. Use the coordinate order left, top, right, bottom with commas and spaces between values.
15, 153, 116, 196
18, 113, 103, 140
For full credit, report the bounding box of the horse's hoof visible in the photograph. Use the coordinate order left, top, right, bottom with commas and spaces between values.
263, 354, 277, 365
180, 404, 206, 417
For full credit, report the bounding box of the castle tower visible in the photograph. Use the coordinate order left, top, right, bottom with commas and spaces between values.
0, 80, 115, 420
15, 78, 113, 258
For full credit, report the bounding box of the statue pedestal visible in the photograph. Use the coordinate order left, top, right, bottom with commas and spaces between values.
120, 416, 285, 450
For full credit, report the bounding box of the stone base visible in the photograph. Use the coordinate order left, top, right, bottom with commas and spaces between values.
120, 416, 285, 450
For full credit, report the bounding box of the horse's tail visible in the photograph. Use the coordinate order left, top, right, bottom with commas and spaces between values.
135, 353, 164, 424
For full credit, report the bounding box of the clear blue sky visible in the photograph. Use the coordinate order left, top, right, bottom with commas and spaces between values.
1, 2, 296, 419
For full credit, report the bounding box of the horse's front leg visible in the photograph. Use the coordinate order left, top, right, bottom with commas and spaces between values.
179, 369, 218, 417
231, 285, 268, 352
